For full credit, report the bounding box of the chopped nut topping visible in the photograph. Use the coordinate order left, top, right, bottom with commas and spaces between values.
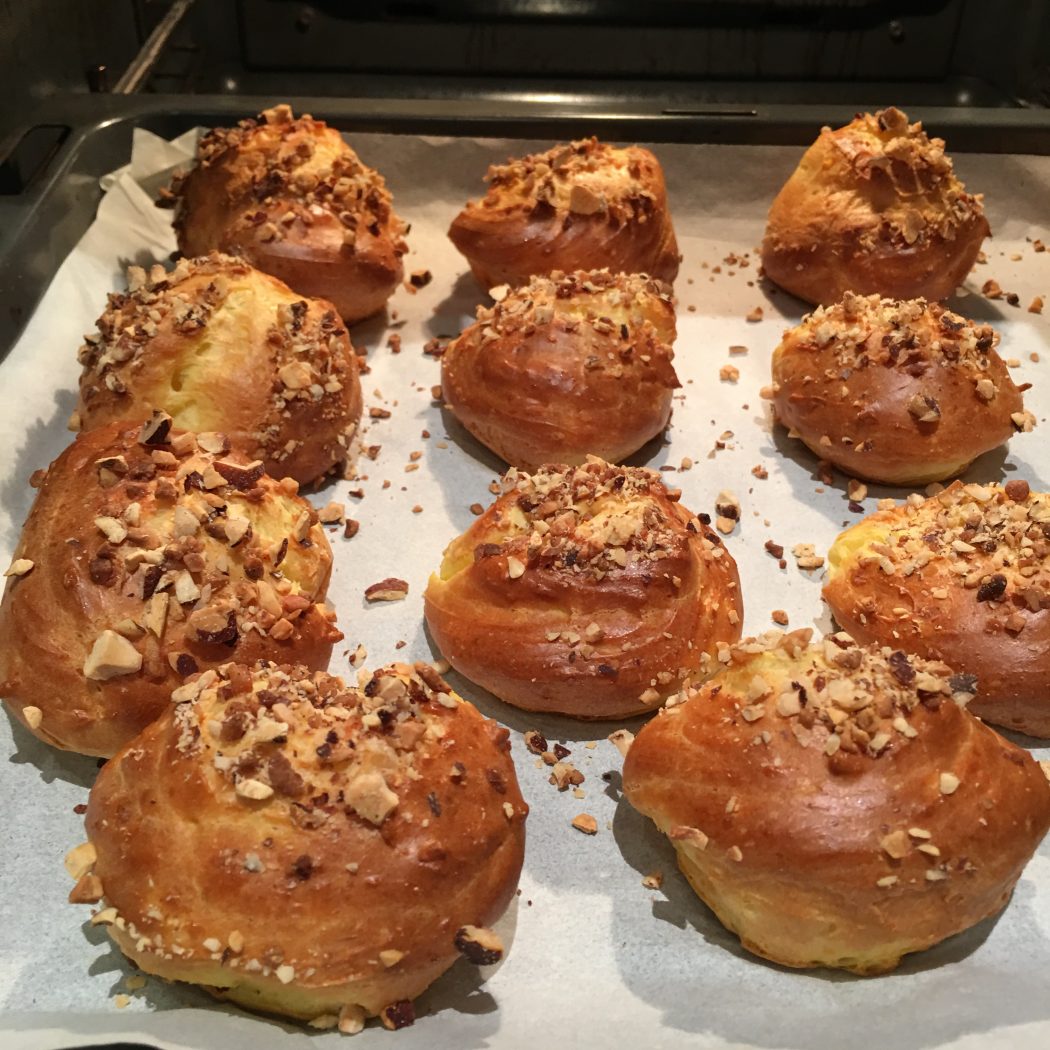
364, 577, 409, 602
454, 925, 504, 965
64, 841, 98, 880
83, 630, 142, 680
571, 813, 598, 835
3, 558, 34, 578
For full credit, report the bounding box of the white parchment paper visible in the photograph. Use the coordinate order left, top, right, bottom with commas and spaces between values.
1, 125, 1049, 1050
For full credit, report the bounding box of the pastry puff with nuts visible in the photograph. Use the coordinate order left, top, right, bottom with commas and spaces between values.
76, 253, 363, 487
0, 418, 341, 758
624, 629, 1050, 975
770, 292, 1031, 485
825, 480, 1050, 738
423, 458, 743, 719
164, 105, 408, 325
441, 269, 680, 472
762, 107, 989, 305
68, 660, 527, 1031
449, 137, 681, 290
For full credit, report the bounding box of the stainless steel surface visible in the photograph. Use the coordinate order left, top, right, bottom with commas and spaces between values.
113, 0, 196, 94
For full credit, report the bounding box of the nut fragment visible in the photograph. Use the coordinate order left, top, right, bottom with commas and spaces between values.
338, 1005, 366, 1035
196, 432, 229, 455
64, 841, 98, 879
139, 410, 173, 445
568, 183, 604, 215
69, 871, 104, 904
235, 778, 274, 801
669, 825, 709, 850
454, 925, 504, 965
571, 813, 598, 835
380, 1001, 415, 1031
82, 630, 142, 680
4, 558, 34, 578
364, 578, 409, 602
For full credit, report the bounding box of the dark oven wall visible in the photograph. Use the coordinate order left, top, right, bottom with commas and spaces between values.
200, 0, 1050, 108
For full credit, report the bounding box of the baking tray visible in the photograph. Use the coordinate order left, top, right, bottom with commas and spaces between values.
2, 94, 1050, 363
1, 96, 1049, 1050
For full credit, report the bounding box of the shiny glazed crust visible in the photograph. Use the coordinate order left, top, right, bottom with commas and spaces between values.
76, 254, 363, 487
441, 270, 680, 471
0, 420, 341, 758
167, 105, 408, 325
448, 138, 680, 289
79, 661, 527, 1025
623, 629, 1050, 974
762, 108, 989, 305
771, 293, 1031, 484
423, 458, 743, 718
824, 480, 1050, 737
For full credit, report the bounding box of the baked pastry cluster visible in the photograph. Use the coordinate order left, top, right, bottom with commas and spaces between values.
624, 628, 1050, 974
449, 137, 680, 289
0, 419, 340, 758
76, 253, 363, 486
424, 458, 742, 718
441, 269, 679, 471
167, 105, 408, 324
771, 292, 1030, 484
762, 107, 989, 304
825, 480, 1050, 738
73, 660, 526, 1028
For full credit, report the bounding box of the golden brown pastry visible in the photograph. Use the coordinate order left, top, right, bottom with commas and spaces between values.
771, 292, 1031, 485
825, 480, 1050, 738
423, 458, 742, 718
448, 137, 680, 289
76, 254, 363, 487
70, 660, 526, 1030
165, 105, 408, 324
623, 629, 1050, 975
441, 270, 679, 471
762, 107, 989, 305
0, 419, 341, 758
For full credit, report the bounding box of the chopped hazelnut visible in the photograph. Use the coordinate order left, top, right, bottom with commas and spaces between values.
571, 813, 598, 835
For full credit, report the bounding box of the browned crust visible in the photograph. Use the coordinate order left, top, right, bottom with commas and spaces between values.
761, 107, 989, 305
0, 422, 341, 758
771, 293, 1028, 485
424, 459, 743, 718
441, 270, 680, 471
168, 105, 407, 325
824, 482, 1050, 737
82, 661, 526, 1021
624, 630, 1050, 974
448, 138, 680, 289
76, 253, 363, 487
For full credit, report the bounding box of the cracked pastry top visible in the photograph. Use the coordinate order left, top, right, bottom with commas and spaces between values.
441, 269, 680, 471
164, 105, 408, 325
0, 418, 341, 757
449, 137, 680, 290
76, 254, 363, 487
762, 107, 989, 305
70, 660, 526, 1030
624, 628, 1050, 975
423, 457, 743, 719
825, 480, 1050, 738
770, 292, 1030, 485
